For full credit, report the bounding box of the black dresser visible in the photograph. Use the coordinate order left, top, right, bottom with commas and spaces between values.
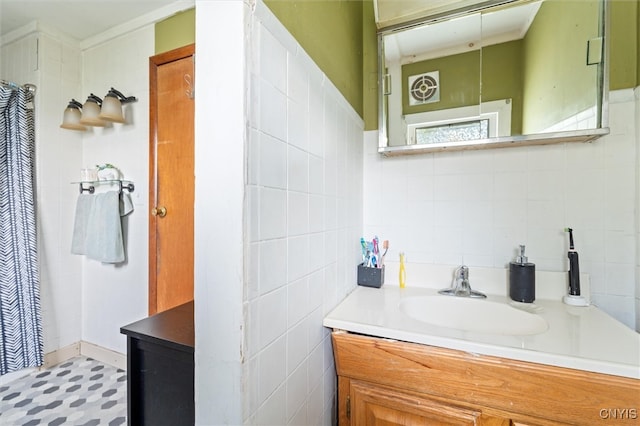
120, 301, 194, 425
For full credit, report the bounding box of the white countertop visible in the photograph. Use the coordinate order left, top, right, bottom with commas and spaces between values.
324, 279, 640, 379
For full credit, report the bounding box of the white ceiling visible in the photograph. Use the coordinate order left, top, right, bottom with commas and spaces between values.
375, 0, 498, 29
0, 0, 189, 41
384, 1, 541, 63
1, 0, 539, 62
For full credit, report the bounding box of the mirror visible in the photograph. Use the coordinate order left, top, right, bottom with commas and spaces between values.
377, 0, 608, 155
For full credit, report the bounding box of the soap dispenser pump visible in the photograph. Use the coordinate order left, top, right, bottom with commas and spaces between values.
563, 227, 588, 306
509, 245, 535, 303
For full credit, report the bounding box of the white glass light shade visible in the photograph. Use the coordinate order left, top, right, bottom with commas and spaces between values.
79, 100, 106, 127
60, 106, 86, 131
98, 95, 126, 123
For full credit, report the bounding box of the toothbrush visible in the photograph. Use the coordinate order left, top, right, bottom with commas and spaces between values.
379, 240, 389, 268
564, 227, 581, 296
563, 227, 588, 306
360, 237, 367, 263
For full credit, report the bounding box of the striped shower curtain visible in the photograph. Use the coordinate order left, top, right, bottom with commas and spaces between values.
0, 84, 43, 375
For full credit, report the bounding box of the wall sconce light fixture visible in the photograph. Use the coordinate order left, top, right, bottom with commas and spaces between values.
80, 94, 106, 127
99, 88, 137, 123
60, 99, 87, 131
60, 88, 138, 131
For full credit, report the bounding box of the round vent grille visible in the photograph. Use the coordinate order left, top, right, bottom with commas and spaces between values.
410, 75, 438, 103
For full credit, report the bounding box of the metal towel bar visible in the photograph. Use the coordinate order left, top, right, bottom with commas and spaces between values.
75, 180, 135, 195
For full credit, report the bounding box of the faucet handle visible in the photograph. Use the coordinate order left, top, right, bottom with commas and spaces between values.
454, 266, 470, 296
440, 265, 487, 298
451, 265, 468, 287
458, 265, 469, 280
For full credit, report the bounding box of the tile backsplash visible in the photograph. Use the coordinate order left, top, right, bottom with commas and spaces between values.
364, 88, 638, 330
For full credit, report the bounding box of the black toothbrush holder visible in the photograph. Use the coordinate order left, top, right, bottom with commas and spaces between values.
357, 263, 385, 288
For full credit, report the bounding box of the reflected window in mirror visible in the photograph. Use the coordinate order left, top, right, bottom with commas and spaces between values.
415, 119, 489, 145
405, 99, 512, 145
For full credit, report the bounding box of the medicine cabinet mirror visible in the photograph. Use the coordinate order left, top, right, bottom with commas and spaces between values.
376, 0, 609, 155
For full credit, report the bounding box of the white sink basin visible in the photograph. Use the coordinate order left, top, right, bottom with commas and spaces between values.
399, 295, 548, 336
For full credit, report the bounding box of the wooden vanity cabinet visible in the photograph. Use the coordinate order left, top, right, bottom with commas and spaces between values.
346, 378, 506, 425
332, 331, 639, 426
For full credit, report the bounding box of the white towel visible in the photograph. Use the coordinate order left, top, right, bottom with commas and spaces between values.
71, 194, 95, 255
121, 192, 134, 217
71, 191, 134, 263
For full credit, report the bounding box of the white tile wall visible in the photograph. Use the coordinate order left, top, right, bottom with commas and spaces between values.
364, 88, 639, 330
542, 105, 598, 132
243, 2, 364, 424
1, 32, 84, 354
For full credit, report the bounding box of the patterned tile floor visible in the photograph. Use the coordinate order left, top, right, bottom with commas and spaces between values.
0, 357, 126, 426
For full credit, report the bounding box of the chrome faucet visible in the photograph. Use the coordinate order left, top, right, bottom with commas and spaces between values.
438, 265, 486, 298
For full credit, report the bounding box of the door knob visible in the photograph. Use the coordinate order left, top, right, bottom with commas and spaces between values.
152, 206, 167, 218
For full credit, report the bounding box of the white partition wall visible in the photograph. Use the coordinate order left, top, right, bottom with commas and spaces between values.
194, 1, 364, 423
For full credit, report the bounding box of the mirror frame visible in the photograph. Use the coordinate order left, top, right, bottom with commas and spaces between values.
377, 0, 610, 156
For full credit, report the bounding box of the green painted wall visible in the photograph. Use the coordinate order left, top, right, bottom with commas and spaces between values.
153, 2, 373, 126
609, 0, 638, 90
401, 40, 523, 135
152, 1, 636, 131
362, 0, 378, 130
482, 41, 524, 135
521, 0, 599, 134
155, 8, 195, 54
265, 0, 364, 119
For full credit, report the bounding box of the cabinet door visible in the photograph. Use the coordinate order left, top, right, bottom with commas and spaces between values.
350, 380, 482, 426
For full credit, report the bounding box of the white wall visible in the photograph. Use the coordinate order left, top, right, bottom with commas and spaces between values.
1, 29, 84, 355
1, 23, 153, 359
79, 26, 153, 353
364, 88, 639, 330
194, 1, 246, 424
194, 1, 364, 424
244, 4, 363, 424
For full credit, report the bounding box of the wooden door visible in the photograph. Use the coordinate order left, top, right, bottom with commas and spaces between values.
149, 44, 195, 314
